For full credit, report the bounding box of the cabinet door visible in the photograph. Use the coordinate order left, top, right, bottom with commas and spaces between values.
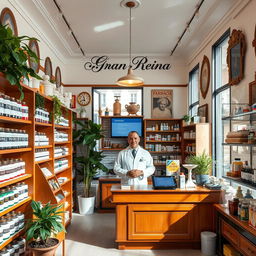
128, 204, 195, 241
101, 183, 116, 209
240, 235, 256, 256
222, 221, 240, 246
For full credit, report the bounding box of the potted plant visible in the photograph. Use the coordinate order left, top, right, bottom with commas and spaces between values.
183, 114, 191, 125
52, 95, 62, 124
26, 200, 65, 256
186, 151, 212, 185
0, 24, 41, 100
73, 120, 108, 214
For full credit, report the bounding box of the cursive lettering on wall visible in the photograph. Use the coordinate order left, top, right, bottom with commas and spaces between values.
84, 56, 171, 72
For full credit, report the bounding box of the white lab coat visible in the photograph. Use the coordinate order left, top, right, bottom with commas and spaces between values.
114, 146, 155, 185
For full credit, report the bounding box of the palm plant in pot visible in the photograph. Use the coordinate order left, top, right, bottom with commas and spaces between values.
73, 120, 108, 214
26, 200, 65, 256
186, 151, 212, 186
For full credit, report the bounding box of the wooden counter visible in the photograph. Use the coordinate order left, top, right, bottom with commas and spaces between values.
111, 185, 222, 249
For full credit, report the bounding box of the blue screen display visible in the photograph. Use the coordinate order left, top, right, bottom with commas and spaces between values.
111, 118, 143, 137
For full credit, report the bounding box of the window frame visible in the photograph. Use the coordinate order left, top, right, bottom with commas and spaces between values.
188, 64, 199, 116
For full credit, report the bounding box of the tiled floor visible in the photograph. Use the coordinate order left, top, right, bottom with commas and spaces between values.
56, 213, 203, 256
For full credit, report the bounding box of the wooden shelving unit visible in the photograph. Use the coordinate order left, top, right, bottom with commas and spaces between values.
0, 72, 73, 250
144, 119, 183, 175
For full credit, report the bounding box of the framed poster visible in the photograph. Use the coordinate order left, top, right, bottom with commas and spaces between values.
151, 89, 173, 118
200, 55, 210, 99
0, 7, 18, 36
227, 29, 246, 85
55, 67, 62, 89
28, 39, 40, 73
71, 95, 76, 109
197, 104, 208, 122
44, 57, 52, 79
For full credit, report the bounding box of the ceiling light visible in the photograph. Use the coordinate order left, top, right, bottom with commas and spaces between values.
116, 0, 144, 87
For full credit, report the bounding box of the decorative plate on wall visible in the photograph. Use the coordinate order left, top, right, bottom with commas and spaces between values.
28, 39, 40, 73
0, 7, 18, 36
77, 92, 91, 106
252, 25, 256, 56
44, 57, 52, 79
200, 55, 210, 99
55, 67, 62, 88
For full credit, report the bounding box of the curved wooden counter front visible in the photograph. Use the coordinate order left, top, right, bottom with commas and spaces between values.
111, 185, 222, 250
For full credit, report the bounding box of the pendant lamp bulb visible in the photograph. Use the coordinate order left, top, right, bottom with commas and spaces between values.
116, 0, 144, 87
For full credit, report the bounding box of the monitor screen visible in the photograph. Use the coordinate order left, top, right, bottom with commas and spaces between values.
111, 117, 143, 137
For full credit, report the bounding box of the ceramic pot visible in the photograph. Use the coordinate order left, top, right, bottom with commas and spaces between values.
195, 174, 209, 186
125, 102, 140, 115
28, 238, 60, 256
32, 78, 40, 89
80, 110, 87, 118
78, 195, 95, 215
113, 98, 121, 116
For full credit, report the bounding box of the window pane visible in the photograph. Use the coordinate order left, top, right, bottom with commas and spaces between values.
189, 66, 199, 111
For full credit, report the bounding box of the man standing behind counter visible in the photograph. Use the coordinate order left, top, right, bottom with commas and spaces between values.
114, 131, 155, 185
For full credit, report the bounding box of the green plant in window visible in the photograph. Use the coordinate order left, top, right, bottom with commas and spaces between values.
0, 24, 42, 100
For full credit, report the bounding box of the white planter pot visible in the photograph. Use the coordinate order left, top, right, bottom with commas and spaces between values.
78, 195, 95, 215
44, 85, 53, 96
32, 78, 40, 89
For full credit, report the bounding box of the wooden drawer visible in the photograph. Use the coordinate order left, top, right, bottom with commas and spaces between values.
240, 235, 256, 256
101, 183, 116, 209
222, 221, 239, 246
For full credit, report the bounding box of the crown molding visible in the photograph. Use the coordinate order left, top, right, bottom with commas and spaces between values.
187, 0, 251, 65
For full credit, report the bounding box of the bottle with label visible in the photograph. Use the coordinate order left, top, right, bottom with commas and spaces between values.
179, 172, 185, 189
235, 186, 243, 199
232, 158, 243, 177
244, 189, 253, 199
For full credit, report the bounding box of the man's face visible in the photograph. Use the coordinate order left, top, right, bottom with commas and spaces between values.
159, 101, 167, 111
128, 132, 140, 149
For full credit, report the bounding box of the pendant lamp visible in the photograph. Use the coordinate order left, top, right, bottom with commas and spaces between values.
116, 1, 144, 87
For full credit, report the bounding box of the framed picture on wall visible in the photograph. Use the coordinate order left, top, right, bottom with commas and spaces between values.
227, 29, 246, 85
249, 73, 256, 106
71, 95, 76, 109
28, 39, 40, 73
197, 104, 208, 122
44, 57, 52, 79
0, 7, 18, 36
200, 55, 210, 99
55, 67, 62, 89
151, 89, 173, 119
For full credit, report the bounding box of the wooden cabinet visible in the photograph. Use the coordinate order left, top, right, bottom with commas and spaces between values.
144, 119, 183, 175
182, 123, 211, 160
215, 204, 256, 256
0, 73, 73, 250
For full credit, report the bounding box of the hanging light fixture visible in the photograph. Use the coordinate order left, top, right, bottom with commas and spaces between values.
116, 0, 144, 87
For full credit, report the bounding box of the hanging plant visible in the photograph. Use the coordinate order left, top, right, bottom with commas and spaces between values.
52, 95, 62, 123
35, 93, 45, 109
0, 24, 41, 100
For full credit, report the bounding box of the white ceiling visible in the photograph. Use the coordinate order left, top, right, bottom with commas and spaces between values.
19, 0, 239, 60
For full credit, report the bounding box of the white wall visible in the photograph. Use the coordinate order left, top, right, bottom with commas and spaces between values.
187, 0, 255, 121
0, 1, 65, 80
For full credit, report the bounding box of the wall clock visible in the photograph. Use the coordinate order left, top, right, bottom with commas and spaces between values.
77, 92, 91, 106
0, 7, 18, 36
28, 39, 40, 73
200, 55, 210, 99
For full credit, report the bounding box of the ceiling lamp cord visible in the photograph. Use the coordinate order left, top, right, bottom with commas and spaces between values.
129, 6, 132, 67
53, 0, 85, 56
170, 0, 205, 56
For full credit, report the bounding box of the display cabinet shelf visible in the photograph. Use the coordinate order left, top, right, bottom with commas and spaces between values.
55, 125, 71, 130
55, 141, 71, 145
222, 110, 256, 120
0, 174, 32, 188
53, 188, 62, 194
0, 147, 32, 154
55, 166, 70, 175
222, 143, 256, 147
0, 229, 25, 251
223, 176, 256, 190
149, 151, 181, 154
145, 130, 181, 133
60, 179, 71, 187
35, 145, 53, 149
146, 140, 181, 143
0, 197, 32, 218
0, 116, 32, 124
35, 122, 52, 127
183, 138, 196, 140
35, 158, 52, 164
100, 148, 126, 151
54, 154, 70, 160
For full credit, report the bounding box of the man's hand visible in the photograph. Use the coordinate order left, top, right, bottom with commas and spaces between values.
127, 169, 143, 178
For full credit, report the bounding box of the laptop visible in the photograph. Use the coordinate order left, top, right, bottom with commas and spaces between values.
152, 176, 177, 190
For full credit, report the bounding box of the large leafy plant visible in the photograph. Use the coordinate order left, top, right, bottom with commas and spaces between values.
26, 201, 65, 245
186, 151, 212, 175
73, 120, 108, 197
0, 24, 41, 100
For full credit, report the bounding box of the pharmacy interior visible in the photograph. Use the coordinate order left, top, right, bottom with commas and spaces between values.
0, 0, 256, 256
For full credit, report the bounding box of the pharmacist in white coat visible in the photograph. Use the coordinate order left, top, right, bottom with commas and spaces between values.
114, 131, 155, 185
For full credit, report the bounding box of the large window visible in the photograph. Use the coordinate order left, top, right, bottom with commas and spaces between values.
92, 88, 143, 123
212, 29, 230, 177
188, 65, 199, 116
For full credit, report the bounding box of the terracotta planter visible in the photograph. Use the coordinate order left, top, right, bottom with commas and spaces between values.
28, 238, 60, 256
125, 102, 140, 115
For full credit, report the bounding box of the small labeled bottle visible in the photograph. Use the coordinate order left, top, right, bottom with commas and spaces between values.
179, 172, 185, 189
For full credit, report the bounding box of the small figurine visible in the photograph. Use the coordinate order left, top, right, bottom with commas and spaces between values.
105, 107, 109, 116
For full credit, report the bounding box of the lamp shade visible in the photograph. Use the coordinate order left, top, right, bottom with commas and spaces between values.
116, 67, 144, 86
